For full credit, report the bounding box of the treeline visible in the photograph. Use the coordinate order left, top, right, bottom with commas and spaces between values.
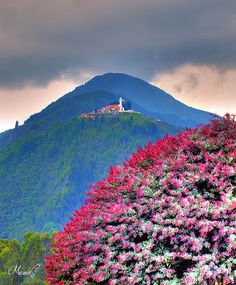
0, 232, 55, 285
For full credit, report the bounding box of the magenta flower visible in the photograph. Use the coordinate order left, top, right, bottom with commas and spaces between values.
45, 115, 236, 285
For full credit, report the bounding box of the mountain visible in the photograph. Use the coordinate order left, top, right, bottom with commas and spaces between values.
25, 73, 213, 128
0, 73, 213, 150
0, 72, 213, 239
0, 113, 181, 239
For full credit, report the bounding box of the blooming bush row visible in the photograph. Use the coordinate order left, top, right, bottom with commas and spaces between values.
45, 114, 236, 284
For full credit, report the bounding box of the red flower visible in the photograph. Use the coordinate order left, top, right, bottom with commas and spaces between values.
45, 114, 236, 285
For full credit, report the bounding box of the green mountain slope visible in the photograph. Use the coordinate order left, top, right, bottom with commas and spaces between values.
0, 91, 119, 150
0, 113, 180, 239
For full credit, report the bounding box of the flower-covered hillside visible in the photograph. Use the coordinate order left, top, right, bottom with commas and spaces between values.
45, 115, 236, 285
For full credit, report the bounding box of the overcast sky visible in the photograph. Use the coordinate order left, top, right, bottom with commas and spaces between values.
0, 0, 236, 131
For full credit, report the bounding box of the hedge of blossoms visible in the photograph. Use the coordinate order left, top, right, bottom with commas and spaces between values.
45, 114, 236, 285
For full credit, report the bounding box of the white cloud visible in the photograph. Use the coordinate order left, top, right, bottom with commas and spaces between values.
0, 78, 78, 132
151, 64, 236, 116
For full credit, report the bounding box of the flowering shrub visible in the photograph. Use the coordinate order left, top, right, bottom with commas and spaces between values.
45, 114, 236, 285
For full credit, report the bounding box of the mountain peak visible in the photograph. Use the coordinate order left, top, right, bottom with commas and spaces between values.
81, 72, 163, 92
89, 72, 142, 80
24, 72, 213, 129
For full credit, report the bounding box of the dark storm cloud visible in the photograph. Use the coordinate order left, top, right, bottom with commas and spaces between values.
0, 0, 236, 88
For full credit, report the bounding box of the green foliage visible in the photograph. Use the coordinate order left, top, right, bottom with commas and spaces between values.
0, 238, 20, 285
0, 113, 180, 239
0, 232, 51, 284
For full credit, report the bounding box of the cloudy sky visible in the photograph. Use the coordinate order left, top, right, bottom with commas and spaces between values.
0, 0, 236, 131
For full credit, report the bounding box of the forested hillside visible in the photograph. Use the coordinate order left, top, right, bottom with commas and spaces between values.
0, 113, 180, 239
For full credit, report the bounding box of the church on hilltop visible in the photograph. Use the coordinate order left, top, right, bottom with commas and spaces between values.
81, 97, 136, 119
98, 97, 130, 113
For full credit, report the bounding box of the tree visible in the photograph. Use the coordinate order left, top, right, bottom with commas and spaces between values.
44, 114, 235, 284
0, 238, 20, 285
0, 232, 53, 284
